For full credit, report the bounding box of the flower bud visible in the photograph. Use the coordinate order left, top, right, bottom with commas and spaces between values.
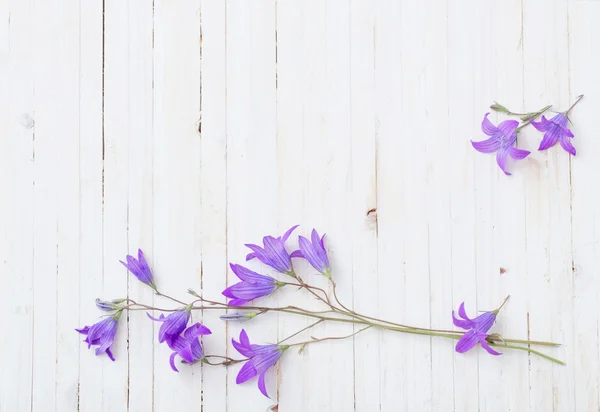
95, 298, 125, 311
219, 312, 259, 322
490, 101, 510, 113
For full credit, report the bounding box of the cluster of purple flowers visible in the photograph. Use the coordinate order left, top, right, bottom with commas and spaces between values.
471, 97, 582, 175
77, 226, 334, 398
77, 227, 510, 398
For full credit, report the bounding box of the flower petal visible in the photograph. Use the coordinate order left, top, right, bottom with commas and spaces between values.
452, 311, 474, 330
559, 134, 576, 156
481, 113, 498, 136
281, 225, 299, 242
538, 127, 560, 151
290, 250, 304, 258
479, 335, 502, 356
497, 119, 519, 137
457, 302, 472, 322
236, 360, 258, 384
496, 149, 510, 175
455, 330, 479, 353
508, 146, 531, 160
170, 352, 179, 372
531, 116, 550, 132
257, 372, 270, 398
471, 137, 501, 154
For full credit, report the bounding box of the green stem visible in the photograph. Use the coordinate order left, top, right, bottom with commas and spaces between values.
565, 94, 584, 116
516, 105, 552, 132
277, 319, 324, 344
489, 343, 565, 365
288, 325, 373, 347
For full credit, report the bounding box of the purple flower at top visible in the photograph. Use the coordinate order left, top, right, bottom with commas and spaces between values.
222, 264, 281, 306
471, 113, 531, 175
245, 225, 299, 275
120, 249, 155, 289
453, 302, 501, 356
232, 329, 286, 398
148, 309, 191, 348
531, 113, 576, 156
292, 229, 331, 278
168, 323, 212, 372
76, 313, 121, 361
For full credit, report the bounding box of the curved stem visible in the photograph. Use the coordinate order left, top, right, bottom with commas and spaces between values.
155, 290, 188, 306
565, 94, 584, 116
288, 325, 373, 348
516, 105, 552, 132
489, 343, 565, 365
329, 281, 463, 335
277, 319, 324, 344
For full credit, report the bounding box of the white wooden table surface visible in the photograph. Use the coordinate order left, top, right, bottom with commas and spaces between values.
2, 1, 599, 411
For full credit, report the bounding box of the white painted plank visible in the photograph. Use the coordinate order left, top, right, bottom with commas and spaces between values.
102, 0, 133, 409
275, 0, 311, 410
0, 0, 35, 410
124, 1, 156, 411
302, 1, 355, 411
349, 1, 380, 411
152, 0, 203, 410
522, 0, 575, 411
77, 1, 105, 411
374, 0, 406, 410
569, 3, 600, 412
30, 1, 81, 410
199, 0, 228, 410
225, 1, 278, 409
417, 1, 455, 410
475, 2, 529, 411
447, 1, 481, 410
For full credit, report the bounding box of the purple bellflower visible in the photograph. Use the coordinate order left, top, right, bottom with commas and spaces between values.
292, 229, 331, 278
531, 113, 576, 155
222, 264, 282, 306
168, 323, 212, 372
245, 225, 299, 275
120, 249, 156, 289
471, 113, 530, 175
148, 309, 191, 347
76, 312, 121, 361
453, 302, 501, 356
233, 329, 287, 398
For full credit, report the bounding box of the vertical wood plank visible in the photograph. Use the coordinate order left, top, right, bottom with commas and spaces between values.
152, 0, 203, 410
225, 1, 278, 409
103, 0, 132, 409
30, 1, 81, 410
0, 0, 35, 410
275, 0, 310, 409
522, 0, 575, 411
475, 1, 529, 411
349, 1, 380, 411
199, 0, 228, 410
374, 0, 405, 410
77, 0, 105, 410
125, 1, 156, 411
446, 1, 480, 410
302, 1, 355, 411
569, 3, 600, 412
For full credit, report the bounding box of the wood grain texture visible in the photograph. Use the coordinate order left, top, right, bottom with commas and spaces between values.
1, 1, 599, 411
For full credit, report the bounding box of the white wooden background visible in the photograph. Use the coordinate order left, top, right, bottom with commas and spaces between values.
1, 0, 599, 411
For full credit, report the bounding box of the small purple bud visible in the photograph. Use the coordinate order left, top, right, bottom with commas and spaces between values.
96, 298, 126, 311
220, 312, 258, 322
